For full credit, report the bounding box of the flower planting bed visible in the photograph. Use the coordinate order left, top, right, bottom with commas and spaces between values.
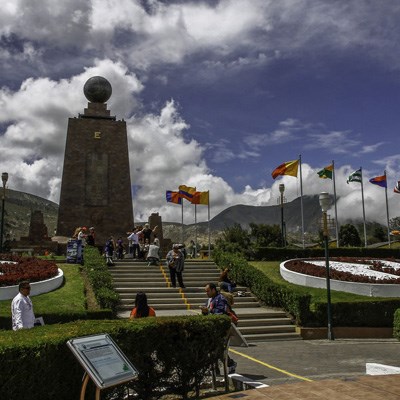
280, 257, 400, 297
0, 255, 63, 300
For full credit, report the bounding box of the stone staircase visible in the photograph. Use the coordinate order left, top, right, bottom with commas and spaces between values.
109, 260, 301, 341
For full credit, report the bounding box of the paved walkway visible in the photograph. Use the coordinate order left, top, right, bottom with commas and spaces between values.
207, 338, 400, 399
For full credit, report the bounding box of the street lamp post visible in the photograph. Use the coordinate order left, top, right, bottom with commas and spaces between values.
0, 172, 8, 253
279, 183, 285, 247
319, 191, 334, 340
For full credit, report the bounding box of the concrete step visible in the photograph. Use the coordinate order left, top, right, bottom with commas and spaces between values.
120, 298, 184, 305
114, 287, 180, 293
118, 303, 189, 311
238, 325, 296, 335
238, 318, 291, 326
244, 332, 302, 342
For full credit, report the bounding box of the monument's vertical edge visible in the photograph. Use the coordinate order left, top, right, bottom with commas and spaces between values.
57, 77, 134, 245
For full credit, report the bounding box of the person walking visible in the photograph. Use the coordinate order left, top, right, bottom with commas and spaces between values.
166, 244, 185, 288
129, 292, 156, 318
11, 281, 35, 330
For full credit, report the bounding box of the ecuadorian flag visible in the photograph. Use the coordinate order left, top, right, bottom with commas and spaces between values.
178, 185, 196, 201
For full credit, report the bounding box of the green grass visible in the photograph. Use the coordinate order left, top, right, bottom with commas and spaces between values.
36, 255, 66, 261
249, 261, 389, 307
0, 264, 86, 320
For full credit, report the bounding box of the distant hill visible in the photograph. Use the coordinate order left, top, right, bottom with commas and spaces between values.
2, 189, 58, 241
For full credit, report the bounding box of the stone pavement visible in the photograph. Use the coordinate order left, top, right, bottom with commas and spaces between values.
208, 338, 400, 399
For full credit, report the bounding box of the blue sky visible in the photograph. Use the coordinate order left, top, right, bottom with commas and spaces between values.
1, 0, 400, 225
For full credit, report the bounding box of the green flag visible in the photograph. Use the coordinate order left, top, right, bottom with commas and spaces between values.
317, 164, 333, 179
347, 168, 362, 184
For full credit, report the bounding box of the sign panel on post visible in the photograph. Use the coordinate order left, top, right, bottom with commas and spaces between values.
67, 334, 138, 389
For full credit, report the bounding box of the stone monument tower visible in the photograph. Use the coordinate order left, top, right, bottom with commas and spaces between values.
57, 76, 134, 244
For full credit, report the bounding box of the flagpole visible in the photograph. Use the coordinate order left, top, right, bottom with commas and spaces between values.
360, 167, 367, 247
384, 170, 391, 247
332, 160, 339, 247
299, 154, 305, 248
181, 200, 184, 244
195, 203, 198, 258
208, 192, 211, 258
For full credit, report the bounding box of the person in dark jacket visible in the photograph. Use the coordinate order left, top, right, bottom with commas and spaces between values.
166, 244, 185, 288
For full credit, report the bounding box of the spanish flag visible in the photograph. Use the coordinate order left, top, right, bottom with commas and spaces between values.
271, 159, 299, 179
191, 191, 209, 205
166, 191, 182, 204
179, 185, 196, 201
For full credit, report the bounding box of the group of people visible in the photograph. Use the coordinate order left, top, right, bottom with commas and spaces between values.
72, 226, 96, 246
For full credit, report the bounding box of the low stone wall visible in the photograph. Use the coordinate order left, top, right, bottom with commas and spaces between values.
298, 326, 393, 340
280, 261, 400, 297
0, 268, 64, 300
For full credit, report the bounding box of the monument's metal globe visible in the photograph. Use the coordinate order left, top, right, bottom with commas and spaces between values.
83, 76, 112, 103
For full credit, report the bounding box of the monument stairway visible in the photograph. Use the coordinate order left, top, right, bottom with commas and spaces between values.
110, 260, 300, 341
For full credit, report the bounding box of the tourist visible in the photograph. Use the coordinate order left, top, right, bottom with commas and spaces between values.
140, 223, 158, 243
11, 281, 35, 330
147, 239, 160, 266
77, 227, 87, 242
166, 244, 185, 288
219, 267, 236, 293
200, 282, 237, 373
104, 236, 115, 266
129, 292, 156, 318
116, 237, 124, 259
86, 227, 95, 246
127, 228, 140, 259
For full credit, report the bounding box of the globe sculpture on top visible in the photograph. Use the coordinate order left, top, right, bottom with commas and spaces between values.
83, 76, 112, 103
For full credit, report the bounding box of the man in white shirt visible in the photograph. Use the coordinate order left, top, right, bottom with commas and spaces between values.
12, 281, 35, 330
127, 228, 140, 259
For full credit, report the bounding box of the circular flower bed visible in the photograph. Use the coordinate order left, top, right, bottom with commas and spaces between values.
0, 255, 58, 287
280, 257, 400, 297
284, 257, 400, 283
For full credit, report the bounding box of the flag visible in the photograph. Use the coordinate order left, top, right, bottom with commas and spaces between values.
178, 185, 196, 201
369, 175, 387, 188
317, 164, 333, 179
192, 191, 209, 205
166, 191, 182, 204
394, 181, 400, 194
271, 159, 299, 179
347, 169, 362, 184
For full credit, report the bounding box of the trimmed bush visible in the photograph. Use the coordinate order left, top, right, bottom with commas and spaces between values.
213, 250, 311, 324
82, 246, 120, 312
0, 316, 231, 400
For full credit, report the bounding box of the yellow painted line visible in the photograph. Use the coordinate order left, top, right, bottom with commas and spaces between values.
229, 348, 313, 382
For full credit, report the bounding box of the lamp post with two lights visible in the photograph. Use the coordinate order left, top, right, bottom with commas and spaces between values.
0, 172, 9, 253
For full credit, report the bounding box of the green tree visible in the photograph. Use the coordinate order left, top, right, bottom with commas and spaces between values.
339, 224, 362, 247
373, 226, 387, 242
389, 216, 400, 231
215, 223, 251, 256
249, 223, 282, 247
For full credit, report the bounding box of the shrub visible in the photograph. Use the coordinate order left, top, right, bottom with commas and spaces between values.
0, 316, 231, 400
82, 246, 120, 313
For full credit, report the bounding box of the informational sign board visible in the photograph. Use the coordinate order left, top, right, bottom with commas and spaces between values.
66, 239, 83, 264
67, 334, 138, 389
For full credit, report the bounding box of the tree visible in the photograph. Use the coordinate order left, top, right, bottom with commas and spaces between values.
389, 216, 400, 231
215, 223, 251, 255
249, 223, 282, 247
373, 226, 387, 243
339, 224, 362, 247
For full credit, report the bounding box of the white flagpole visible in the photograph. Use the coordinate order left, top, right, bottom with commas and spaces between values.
208, 192, 211, 257
181, 200, 184, 244
384, 170, 391, 247
332, 160, 339, 247
195, 203, 197, 258
299, 154, 305, 248
360, 167, 367, 247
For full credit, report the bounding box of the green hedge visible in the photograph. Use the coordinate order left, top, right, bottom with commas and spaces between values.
213, 250, 311, 325
254, 247, 400, 261
82, 246, 120, 312
0, 316, 231, 400
393, 309, 400, 339
213, 250, 400, 328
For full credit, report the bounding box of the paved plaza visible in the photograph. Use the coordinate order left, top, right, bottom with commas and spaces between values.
209, 337, 400, 399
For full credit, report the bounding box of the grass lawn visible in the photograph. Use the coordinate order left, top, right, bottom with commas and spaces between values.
249, 261, 389, 308
0, 263, 86, 320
